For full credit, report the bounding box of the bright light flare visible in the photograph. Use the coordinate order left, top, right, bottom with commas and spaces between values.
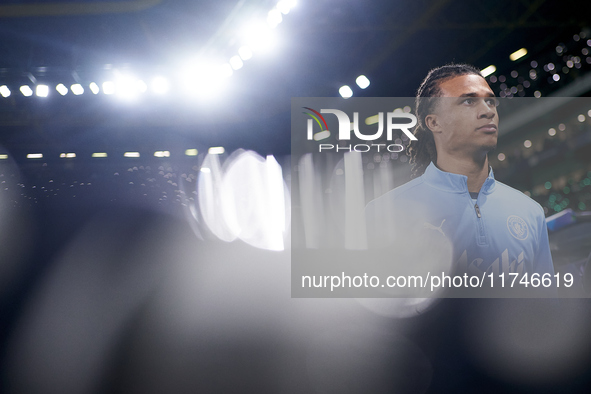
20, 85, 33, 97
124, 152, 140, 158
220, 64, 233, 78
60, 153, 76, 158
89, 82, 100, 94
267, 9, 283, 28
115, 74, 145, 99
238, 46, 253, 61
92, 152, 108, 158
117, 76, 136, 96
56, 84, 68, 96
229, 55, 243, 70
481, 65, 496, 77
241, 23, 276, 53
365, 114, 379, 125
102, 81, 115, 95
185, 149, 198, 156
27, 153, 43, 159
154, 151, 170, 158
151, 76, 170, 94
339, 85, 353, 98
208, 147, 225, 155
71, 84, 84, 95
36, 85, 49, 97
198, 153, 236, 242
277, 0, 296, 14
510, 48, 528, 61
0, 85, 10, 97
356, 75, 370, 89
136, 80, 148, 93
198, 151, 289, 250
0, 154, 8, 159
181, 62, 230, 99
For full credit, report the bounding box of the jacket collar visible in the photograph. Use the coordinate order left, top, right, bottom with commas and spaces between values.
422, 162, 496, 194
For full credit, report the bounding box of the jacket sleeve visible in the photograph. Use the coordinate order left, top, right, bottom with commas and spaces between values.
535, 208, 555, 276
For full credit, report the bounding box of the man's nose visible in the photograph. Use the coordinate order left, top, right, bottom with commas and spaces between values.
478, 100, 496, 118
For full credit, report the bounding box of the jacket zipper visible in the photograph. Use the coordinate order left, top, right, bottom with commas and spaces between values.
473, 200, 487, 245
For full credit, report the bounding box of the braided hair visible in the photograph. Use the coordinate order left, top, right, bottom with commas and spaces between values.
407, 64, 482, 178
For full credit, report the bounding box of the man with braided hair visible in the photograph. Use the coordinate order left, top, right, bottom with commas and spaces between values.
366, 64, 554, 280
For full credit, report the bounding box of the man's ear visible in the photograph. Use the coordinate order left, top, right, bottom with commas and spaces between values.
424, 114, 442, 133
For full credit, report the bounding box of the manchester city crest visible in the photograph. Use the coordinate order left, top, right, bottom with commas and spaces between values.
507, 215, 529, 240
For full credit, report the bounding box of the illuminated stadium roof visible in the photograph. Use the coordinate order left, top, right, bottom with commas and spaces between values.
0, 0, 589, 155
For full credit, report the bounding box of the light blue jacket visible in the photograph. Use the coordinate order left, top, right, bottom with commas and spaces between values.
366, 162, 555, 277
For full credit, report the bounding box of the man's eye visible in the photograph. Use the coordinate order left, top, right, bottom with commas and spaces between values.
462, 98, 474, 104
486, 98, 499, 107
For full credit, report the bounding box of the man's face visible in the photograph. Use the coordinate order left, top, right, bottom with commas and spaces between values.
426, 74, 498, 157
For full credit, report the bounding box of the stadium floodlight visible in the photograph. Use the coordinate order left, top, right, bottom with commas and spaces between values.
71, 84, 84, 95
238, 46, 253, 61
356, 75, 370, 89
20, 85, 33, 97
365, 114, 379, 125
185, 149, 198, 156
481, 65, 496, 77
89, 82, 100, 94
36, 85, 49, 97
220, 63, 233, 78
103, 81, 115, 95
242, 23, 276, 53
151, 76, 170, 94
92, 152, 108, 158
56, 84, 69, 96
277, 0, 296, 14
27, 153, 43, 159
136, 80, 148, 93
510, 48, 527, 61
339, 85, 353, 98
208, 147, 225, 154
0, 85, 11, 98
0, 154, 8, 160
60, 153, 76, 158
181, 61, 230, 100
154, 151, 170, 157
229, 55, 243, 70
124, 152, 140, 158
267, 8, 283, 28
115, 74, 143, 99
